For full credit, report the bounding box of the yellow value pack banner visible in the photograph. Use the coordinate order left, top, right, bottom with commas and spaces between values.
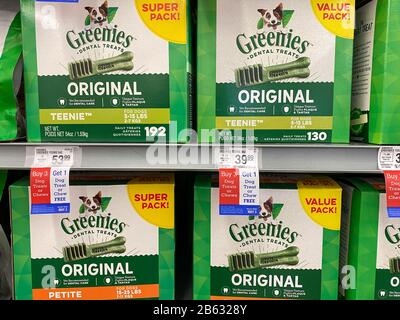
297, 177, 342, 230
310, 0, 355, 39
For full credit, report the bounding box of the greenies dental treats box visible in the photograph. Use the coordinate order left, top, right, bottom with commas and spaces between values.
339, 177, 400, 300
197, 0, 355, 143
10, 174, 175, 300
351, 0, 400, 144
194, 174, 342, 300
21, 0, 191, 143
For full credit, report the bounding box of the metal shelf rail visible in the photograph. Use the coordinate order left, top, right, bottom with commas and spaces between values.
0, 143, 382, 173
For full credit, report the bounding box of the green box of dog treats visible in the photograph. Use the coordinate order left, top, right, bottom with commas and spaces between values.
351, 0, 400, 144
339, 177, 400, 300
197, 0, 354, 143
194, 174, 342, 300
20, 0, 192, 143
10, 173, 175, 300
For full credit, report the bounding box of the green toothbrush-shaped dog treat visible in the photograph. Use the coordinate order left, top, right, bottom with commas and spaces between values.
68, 51, 134, 80
235, 57, 311, 87
228, 246, 300, 272
62, 236, 126, 262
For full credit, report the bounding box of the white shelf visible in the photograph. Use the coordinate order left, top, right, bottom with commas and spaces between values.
0, 143, 382, 173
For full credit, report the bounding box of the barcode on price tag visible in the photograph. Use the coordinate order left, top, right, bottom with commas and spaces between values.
378, 147, 400, 170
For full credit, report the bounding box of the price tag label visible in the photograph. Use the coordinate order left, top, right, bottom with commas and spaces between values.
379, 147, 400, 217
378, 147, 400, 170
218, 146, 260, 216
33, 147, 76, 168
217, 146, 258, 168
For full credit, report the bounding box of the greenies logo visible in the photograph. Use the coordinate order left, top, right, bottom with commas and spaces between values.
236, 3, 311, 56
66, 1, 134, 51
60, 191, 127, 236
385, 225, 400, 245
229, 197, 300, 244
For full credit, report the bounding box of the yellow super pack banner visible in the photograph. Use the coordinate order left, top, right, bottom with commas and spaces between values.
135, 0, 187, 44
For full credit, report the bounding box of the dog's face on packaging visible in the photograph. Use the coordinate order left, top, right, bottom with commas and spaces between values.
79, 191, 102, 214
259, 196, 273, 221
85, 1, 109, 26
258, 3, 283, 30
